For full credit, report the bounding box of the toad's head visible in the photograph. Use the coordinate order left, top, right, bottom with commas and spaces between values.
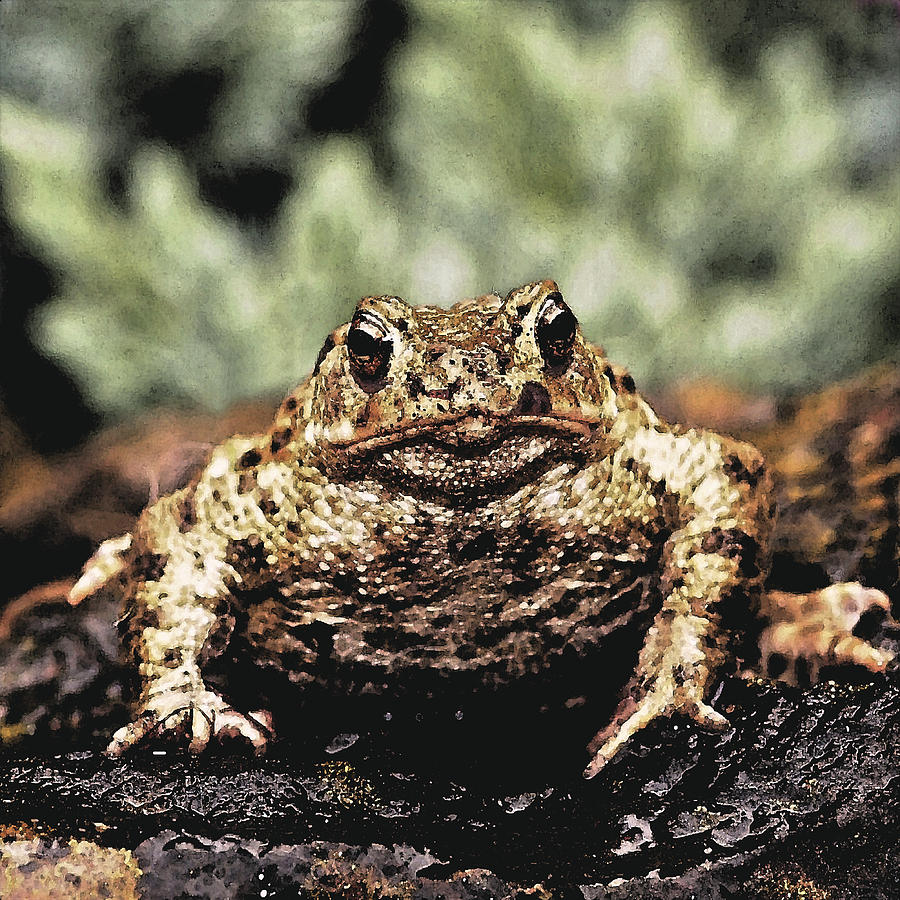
292, 280, 619, 500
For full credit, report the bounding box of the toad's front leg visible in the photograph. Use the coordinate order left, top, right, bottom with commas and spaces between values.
111, 539, 271, 756
585, 429, 772, 778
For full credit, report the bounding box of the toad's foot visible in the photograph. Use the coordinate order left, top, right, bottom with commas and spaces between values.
583, 681, 729, 779
106, 687, 272, 756
759, 582, 897, 684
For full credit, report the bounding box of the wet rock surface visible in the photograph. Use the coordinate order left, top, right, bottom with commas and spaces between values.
2, 663, 899, 897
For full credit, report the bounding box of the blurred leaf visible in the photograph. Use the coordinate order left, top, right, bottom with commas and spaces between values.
0, 97, 392, 415
389, 1, 900, 388
1, 0, 898, 422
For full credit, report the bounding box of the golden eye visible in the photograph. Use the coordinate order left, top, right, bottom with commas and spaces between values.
347, 312, 393, 384
536, 292, 577, 369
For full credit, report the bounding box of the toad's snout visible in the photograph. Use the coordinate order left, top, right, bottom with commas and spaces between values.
514, 382, 552, 416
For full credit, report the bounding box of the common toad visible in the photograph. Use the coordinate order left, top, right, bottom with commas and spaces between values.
70, 280, 893, 777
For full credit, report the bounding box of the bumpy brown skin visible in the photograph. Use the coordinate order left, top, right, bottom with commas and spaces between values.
72, 280, 775, 777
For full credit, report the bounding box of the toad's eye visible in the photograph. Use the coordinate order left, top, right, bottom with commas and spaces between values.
348, 312, 393, 384
536, 292, 577, 369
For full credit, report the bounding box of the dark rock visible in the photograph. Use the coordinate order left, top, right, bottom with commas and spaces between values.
2, 670, 899, 896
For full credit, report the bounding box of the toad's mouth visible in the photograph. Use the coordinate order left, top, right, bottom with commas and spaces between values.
340, 413, 598, 500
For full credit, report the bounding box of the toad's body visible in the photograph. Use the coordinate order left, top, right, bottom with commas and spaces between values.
72, 281, 885, 777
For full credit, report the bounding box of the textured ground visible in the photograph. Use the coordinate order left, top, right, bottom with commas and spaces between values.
1, 672, 899, 898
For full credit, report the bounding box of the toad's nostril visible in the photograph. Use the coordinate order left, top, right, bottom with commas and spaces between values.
517, 382, 552, 416
406, 374, 426, 397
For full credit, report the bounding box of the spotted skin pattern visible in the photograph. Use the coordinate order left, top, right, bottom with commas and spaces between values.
72, 280, 880, 777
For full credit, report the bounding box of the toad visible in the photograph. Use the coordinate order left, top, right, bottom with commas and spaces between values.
70, 280, 895, 777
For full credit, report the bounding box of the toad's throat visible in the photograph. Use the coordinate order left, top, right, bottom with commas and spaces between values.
351, 420, 594, 499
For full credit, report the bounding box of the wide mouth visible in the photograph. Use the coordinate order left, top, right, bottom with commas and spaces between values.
340, 411, 595, 455
339, 413, 597, 501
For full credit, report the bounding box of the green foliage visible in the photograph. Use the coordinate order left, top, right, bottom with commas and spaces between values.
1, 0, 898, 419
388, 1, 900, 386
2, 96, 401, 414
0, 0, 360, 164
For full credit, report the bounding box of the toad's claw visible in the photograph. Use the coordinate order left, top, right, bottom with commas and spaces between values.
832, 634, 895, 673
68, 533, 132, 606
684, 698, 730, 730
106, 715, 158, 757
583, 688, 729, 779
187, 705, 270, 755
759, 583, 898, 684
105, 690, 272, 756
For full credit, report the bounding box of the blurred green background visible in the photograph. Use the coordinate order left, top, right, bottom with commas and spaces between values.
1, 0, 899, 452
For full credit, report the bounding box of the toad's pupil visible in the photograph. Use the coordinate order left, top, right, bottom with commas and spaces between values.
348, 327, 392, 378
537, 298, 577, 367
